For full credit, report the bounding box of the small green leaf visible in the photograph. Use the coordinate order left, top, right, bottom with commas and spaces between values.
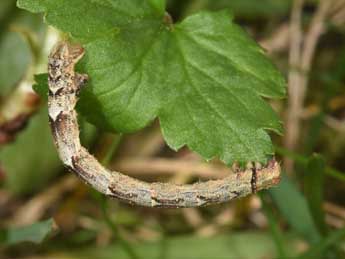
5, 219, 56, 245
33, 73, 48, 100
148, 0, 166, 15
0, 31, 30, 95
0, 3, 45, 96
18, 0, 285, 164
269, 175, 322, 244
305, 154, 327, 235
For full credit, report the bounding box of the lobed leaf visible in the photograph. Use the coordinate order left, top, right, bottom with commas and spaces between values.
18, 0, 286, 164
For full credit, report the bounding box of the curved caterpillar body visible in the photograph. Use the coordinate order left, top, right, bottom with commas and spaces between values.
48, 42, 281, 208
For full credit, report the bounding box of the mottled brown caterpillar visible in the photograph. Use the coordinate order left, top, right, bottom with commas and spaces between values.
47, 42, 281, 208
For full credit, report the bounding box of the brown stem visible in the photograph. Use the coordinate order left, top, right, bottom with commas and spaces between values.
284, 0, 332, 171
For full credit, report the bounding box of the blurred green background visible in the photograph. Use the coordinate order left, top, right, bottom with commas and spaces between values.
1, 0, 345, 258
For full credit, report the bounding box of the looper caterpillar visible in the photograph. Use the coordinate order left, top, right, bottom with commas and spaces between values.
47, 42, 281, 208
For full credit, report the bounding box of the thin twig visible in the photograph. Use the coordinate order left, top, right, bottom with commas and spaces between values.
113, 158, 231, 180
259, 23, 290, 54
10, 176, 78, 226
284, 0, 304, 170
8, 158, 237, 226
324, 116, 345, 132
284, 0, 333, 171
196, 208, 234, 237
325, 214, 345, 228
330, 0, 345, 26
324, 202, 345, 220
300, 0, 332, 87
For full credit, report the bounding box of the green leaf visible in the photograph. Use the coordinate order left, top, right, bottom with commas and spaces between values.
33, 73, 48, 100
0, 32, 30, 95
182, 0, 292, 19
0, 108, 62, 194
5, 219, 56, 245
0, 3, 45, 96
149, 0, 166, 15
269, 175, 322, 244
305, 154, 327, 235
18, 0, 285, 164
15, 0, 45, 13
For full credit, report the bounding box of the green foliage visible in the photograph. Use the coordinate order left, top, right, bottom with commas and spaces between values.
1, 1, 345, 258
0, 109, 62, 194
298, 228, 345, 259
269, 175, 322, 244
63, 232, 298, 259
32, 73, 48, 100
3, 219, 55, 245
269, 152, 345, 257
260, 193, 288, 258
0, 31, 30, 95
149, 0, 166, 14
18, 0, 285, 164
0, 2, 56, 194
0, 0, 44, 96
0, 0, 15, 21
181, 0, 292, 18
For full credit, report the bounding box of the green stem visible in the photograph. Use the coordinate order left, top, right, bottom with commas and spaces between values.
100, 133, 122, 165
97, 134, 139, 259
100, 197, 139, 259
259, 193, 288, 258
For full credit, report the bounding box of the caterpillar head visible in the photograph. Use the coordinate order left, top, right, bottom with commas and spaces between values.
48, 42, 85, 74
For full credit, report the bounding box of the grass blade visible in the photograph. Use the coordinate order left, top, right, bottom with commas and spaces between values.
304, 154, 327, 235
269, 175, 322, 244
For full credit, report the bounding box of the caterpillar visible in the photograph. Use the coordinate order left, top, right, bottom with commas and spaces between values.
47, 42, 281, 208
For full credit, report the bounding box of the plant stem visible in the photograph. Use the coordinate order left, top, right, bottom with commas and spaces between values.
100, 196, 139, 259
98, 134, 139, 259
260, 192, 288, 258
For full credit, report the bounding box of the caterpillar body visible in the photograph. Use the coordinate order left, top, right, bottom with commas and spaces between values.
47, 42, 281, 208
